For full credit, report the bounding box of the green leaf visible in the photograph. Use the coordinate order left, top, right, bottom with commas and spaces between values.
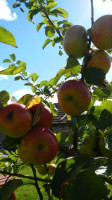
29, 73, 39, 82
3, 59, 11, 63
4, 136, 22, 149
27, 8, 40, 22
12, 3, 20, 8
19, 62, 26, 70
14, 76, 24, 81
90, 106, 112, 130
101, 100, 112, 112
42, 39, 52, 49
36, 22, 44, 32
51, 156, 91, 198
50, 7, 68, 18
93, 87, 111, 99
49, 102, 58, 116
0, 26, 17, 47
84, 68, 105, 86
31, 85, 37, 93
9, 54, 16, 62
64, 169, 107, 200
66, 56, 80, 69
49, 67, 66, 86
40, 80, 49, 87
0, 66, 23, 75
47, 1, 57, 8
0, 179, 23, 200
0, 90, 10, 104
18, 94, 33, 105
45, 26, 55, 37
52, 36, 62, 46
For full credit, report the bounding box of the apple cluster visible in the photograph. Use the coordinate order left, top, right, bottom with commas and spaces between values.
57, 14, 112, 117
0, 101, 59, 165
63, 14, 112, 74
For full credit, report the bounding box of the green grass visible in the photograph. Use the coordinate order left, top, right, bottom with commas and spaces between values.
15, 166, 58, 200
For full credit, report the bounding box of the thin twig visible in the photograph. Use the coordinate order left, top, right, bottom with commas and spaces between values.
91, 0, 94, 26
30, 164, 43, 200
44, 11, 63, 39
0, 170, 50, 183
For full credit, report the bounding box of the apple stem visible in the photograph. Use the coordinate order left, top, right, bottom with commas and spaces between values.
30, 164, 43, 200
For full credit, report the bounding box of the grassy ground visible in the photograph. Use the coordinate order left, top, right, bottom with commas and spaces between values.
15, 166, 58, 200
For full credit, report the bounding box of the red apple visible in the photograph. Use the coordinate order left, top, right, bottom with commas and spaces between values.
57, 80, 91, 116
87, 50, 111, 74
0, 103, 32, 138
63, 25, 87, 59
91, 15, 112, 50
29, 102, 53, 128
18, 126, 59, 165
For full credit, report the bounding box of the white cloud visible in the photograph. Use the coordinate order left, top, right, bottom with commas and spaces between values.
106, 62, 112, 82
0, 0, 17, 21
12, 88, 33, 100
0, 66, 8, 80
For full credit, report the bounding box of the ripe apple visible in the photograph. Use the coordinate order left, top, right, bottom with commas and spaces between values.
0, 103, 32, 138
63, 25, 87, 59
18, 126, 59, 165
29, 102, 53, 128
91, 15, 112, 50
86, 50, 111, 74
57, 80, 91, 116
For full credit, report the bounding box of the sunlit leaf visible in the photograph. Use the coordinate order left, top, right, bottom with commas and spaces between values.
27, 96, 42, 127
0, 66, 23, 75
42, 39, 52, 49
0, 90, 10, 104
50, 7, 68, 18
101, 100, 112, 112
0, 26, 17, 47
18, 94, 33, 105
29, 73, 39, 82
45, 26, 55, 37
36, 22, 44, 32
9, 54, 16, 62
47, 1, 57, 8
3, 59, 11, 63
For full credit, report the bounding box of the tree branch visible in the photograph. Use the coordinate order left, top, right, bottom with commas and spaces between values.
0, 170, 50, 183
30, 164, 43, 200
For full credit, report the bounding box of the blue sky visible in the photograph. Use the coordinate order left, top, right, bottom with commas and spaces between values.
0, 0, 112, 102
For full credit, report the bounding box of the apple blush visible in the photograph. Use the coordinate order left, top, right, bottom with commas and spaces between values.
0, 103, 32, 138
57, 80, 91, 116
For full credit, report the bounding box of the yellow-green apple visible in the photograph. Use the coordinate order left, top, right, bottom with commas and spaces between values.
28, 102, 53, 128
57, 80, 91, 116
0, 103, 32, 138
18, 126, 59, 165
37, 163, 56, 176
48, 163, 56, 176
91, 15, 112, 50
37, 164, 48, 175
86, 50, 111, 74
63, 25, 87, 59
79, 134, 98, 157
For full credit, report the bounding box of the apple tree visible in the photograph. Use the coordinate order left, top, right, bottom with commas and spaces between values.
0, 0, 112, 199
